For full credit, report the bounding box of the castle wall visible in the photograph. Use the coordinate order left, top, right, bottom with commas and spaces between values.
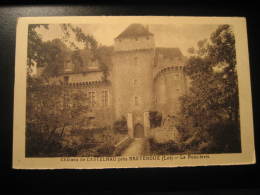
54, 80, 114, 129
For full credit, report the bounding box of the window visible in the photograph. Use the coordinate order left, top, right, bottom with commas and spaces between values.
101, 90, 109, 107
173, 73, 179, 80
133, 79, 138, 87
154, 96, 157, 104
64, 76, 69, 84
88, 91, 96, 106
134, 96, 139, 106
134, 57, 138, 66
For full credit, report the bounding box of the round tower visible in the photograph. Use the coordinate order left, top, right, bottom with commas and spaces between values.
153, 48, 187, 119
112, 24, 155, 138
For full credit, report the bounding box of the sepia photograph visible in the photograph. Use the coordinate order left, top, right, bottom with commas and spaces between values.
13, 16, 255, 169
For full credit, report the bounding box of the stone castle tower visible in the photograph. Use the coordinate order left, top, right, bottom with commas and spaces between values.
112, 24, 155, 137
153, 48, 187, 118
112, 24, 187, 138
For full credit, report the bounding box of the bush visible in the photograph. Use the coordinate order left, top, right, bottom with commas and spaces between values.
26, 124, 64, 157
113, 116, 127, 134
96, 143, 115, 157
149, 111, 162, 128
149, 137, 185, 155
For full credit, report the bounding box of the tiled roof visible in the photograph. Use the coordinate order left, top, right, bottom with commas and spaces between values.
115, 24, 153, 39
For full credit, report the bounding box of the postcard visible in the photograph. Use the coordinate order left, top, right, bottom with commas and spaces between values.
13, 16, 255, 169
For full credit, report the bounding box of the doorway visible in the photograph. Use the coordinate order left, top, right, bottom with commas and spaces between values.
134, 123, 144, 138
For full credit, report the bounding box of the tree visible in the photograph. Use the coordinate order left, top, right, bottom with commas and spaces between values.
41, 38, 70, 77
26, 24, 113, 156
60, 24, 98, 51
95, 46, 114, 81
26, 24, 94, 156
149, 111, 162, 128
26, 77, 89, 156
60, 24, 111, 80
27, 24, 49, 73
178, 25, 241, 153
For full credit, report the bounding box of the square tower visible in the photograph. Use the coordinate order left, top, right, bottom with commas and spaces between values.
112, 24, 155, 137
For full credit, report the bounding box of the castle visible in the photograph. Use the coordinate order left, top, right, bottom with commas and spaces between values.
41, 24, 187, 138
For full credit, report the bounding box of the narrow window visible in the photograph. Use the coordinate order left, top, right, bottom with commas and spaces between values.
134, 57, 138, 66
133, 79, 138, 87
174, 73, 179, 80
101, 90, 109, 107
88, 91, 96, 107
134, 96, 139, 106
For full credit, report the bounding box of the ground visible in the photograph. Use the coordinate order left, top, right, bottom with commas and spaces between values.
121, 138, 150, 156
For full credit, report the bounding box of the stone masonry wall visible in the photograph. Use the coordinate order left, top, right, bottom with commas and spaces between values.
114, 36, 155, 52
112, 49, 154, 121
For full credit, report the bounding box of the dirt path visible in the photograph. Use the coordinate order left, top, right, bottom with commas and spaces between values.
121, 138, 150, 156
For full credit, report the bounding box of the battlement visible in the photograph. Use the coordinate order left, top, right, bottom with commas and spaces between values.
153, 65, 185, 80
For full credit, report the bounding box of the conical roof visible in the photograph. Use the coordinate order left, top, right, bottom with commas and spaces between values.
115, 24, 153, 39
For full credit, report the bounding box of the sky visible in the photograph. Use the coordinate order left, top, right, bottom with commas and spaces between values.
36, 23, 218, 56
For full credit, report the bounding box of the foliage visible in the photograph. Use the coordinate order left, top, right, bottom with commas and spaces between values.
149, 111, 162, 128
177, 24, 241, 153
26, 76, 89, 156
113, 116, 128, 134
60, 24, 98, 51
41, 39, 70, 77
71, 50, 84, 73
26, 23, 117, 157
27, 24, 49, 74
27, 24, 102, 77
59, 24, 111, 80
149, 138, 185, 155
27, 24, 70, 77
95, 46, 114, 81
72, 128, 123, 157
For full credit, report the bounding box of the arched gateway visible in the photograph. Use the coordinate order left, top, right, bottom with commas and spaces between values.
134, 124, 144, 138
